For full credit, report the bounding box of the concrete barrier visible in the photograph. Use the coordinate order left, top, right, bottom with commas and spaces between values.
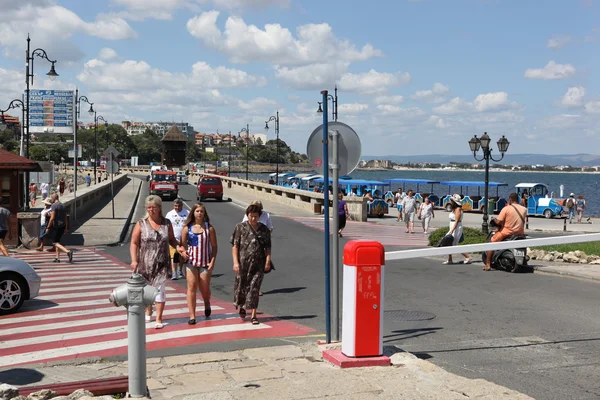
189, 172, 369, 222
17, 174, 129, 248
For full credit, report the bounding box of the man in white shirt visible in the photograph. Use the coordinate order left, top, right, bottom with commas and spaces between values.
40, 182, 49, 201
242, 200, 273, 231
291, 180, 299, 190
165, 198, 190, 280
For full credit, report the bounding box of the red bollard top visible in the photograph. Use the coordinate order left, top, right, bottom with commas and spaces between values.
343, 240, 385, 267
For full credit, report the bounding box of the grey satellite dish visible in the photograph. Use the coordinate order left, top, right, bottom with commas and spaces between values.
306, 121, 361, 176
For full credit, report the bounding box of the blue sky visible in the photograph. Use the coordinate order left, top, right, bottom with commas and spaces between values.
0, 0, 598, 156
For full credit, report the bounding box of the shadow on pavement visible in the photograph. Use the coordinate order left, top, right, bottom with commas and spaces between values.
258, 314, 317, 323
262, 287, 307, 295
383, 327, 443, 343
0, 368, 45, 386
18, 299, 60, 312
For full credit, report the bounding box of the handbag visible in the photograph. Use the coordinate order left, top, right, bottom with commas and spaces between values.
437, 234, 454, 247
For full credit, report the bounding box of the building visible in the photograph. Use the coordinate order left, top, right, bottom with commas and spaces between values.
251, 133, 267, 145
121, 121, 195, 138
161, 125, 187, 168
0, 114, 22, 141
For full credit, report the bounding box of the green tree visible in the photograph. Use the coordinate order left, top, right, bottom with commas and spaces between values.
131, 128, 162, 164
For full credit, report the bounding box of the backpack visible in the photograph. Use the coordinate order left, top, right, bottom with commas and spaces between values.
566, 198, 574, 208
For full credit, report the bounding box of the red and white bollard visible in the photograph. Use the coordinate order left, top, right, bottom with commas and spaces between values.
323, 240, 390, 368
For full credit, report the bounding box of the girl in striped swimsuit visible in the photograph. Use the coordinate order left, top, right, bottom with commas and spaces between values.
181, 203, 218, 324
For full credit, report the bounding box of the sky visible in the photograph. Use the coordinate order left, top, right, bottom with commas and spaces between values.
0, 0, 598, 156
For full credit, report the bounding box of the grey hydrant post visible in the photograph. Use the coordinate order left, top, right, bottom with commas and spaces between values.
109, 274, 157, 398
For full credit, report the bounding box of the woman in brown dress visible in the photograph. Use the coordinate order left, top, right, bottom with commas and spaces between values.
231, 204, 272, 325
130, 195, 186, 329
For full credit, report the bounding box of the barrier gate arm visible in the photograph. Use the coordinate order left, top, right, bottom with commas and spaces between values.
385, 233, 600, 261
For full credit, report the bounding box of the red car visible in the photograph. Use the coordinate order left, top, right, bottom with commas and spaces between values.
197, 176, 223, 201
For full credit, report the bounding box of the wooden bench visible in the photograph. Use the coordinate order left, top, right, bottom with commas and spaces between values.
19, 376, 128, 397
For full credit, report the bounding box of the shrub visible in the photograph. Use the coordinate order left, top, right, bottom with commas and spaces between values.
428, 226, 487, 247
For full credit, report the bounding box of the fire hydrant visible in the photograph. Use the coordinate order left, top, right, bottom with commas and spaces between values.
109, 274, 157, 398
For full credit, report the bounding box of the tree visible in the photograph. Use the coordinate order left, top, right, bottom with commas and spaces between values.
131, 128, 162, 164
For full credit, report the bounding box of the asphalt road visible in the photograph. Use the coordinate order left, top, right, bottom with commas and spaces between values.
102, 181, 600, 400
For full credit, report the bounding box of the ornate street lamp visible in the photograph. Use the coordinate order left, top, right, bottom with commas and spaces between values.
240, 124, 250, 180
469, 132, 510, 233
264, 111, 280, 184
316, 85, 338, 121
77, 94, 94, 182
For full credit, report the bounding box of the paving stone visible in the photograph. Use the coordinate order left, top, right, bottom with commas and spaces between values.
228, 377, 315, 400
286, 370, 382, 398
274, 358, 329, 373
242, 345, 304, 361
170, 371, 232, 390
182, 392, 235, 400
147, 378, 166, 391
164, 352, 242, 367
155, 367, 186, 377
227, 365, 283, 383
182, 363, 223, 373
222, 359, 264, 370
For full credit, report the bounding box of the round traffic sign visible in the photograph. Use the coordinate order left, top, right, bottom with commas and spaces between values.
306, 121, 361, 176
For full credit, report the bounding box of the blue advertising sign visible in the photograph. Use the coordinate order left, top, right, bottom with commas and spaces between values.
27, 90, 75, 134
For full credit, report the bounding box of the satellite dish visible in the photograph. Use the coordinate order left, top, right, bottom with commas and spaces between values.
306, 121, 361, 176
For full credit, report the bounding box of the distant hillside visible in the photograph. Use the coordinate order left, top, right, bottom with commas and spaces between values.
361, 154, 600, 167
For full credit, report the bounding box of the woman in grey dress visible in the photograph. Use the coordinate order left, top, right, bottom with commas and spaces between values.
130, 195, 186, 329
231, 204, 272, 325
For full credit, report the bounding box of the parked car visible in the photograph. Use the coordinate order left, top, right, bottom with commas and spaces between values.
197, 176, 223, 201
0, 257, 42, 315
176, 172, 188, 184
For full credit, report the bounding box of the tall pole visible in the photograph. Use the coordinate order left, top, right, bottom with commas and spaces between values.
321, 90, 331, 344
73, 90, 77, 220
330, 128, 340, 342
94, 111, 97, 184
245, 124, 249, 181
334, 86, 338, 122
228, 130, 231, 177
275, 111, 280, 182
24, 36, 31, 211
482, 151, 490, 234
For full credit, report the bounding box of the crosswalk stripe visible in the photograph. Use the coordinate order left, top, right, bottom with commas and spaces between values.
35, 270, 132, 276
1, 322, 270, 366
19, 293, 188, 311
39, 287, 177, 301
39, 279, 131, 288
40, 283, 136, 294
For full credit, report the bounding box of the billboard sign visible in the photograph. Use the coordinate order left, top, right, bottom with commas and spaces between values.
28, 90, 75, 134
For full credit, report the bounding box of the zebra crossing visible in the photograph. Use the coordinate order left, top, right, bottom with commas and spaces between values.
1, 249, 314, 368
286, 217, 430, 247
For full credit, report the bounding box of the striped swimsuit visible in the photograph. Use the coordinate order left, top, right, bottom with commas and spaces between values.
187, 222, 212, 268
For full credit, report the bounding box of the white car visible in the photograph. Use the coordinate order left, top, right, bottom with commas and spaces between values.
177, 172, 189, 184
0, 257, 42, 315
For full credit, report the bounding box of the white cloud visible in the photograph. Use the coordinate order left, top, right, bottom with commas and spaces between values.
524, 61, 576, 80
0, 3, 136, 61
473, 92, 514, 112
238, 97, 277, 110
98, 48, 119, 61
373, 95, 404, 105
337, 70, 411, 95
186, 11, 382, 66
338, 103, 369, 114
584, 101, 600, 114
411, 83, 449, 103
547, 35, 572, 49
433, 97, 472, 115
426, 115, 447, 129
376, 105, 425, 118
275, 62, 348, 90
77, 59, 267, 91
561, 86, 586, 107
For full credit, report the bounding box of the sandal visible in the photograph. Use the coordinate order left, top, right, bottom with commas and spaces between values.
483, 267, 492, 271
188, 319, 196, 325
205, 305, 211, 318
442, 261, 454, 265
155, 323, 164, 329
463, 258, 472, 264
239, 308, 246, 319
251, 317, 259, 325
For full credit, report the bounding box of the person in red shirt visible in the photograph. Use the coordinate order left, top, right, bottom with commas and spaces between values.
484, 192, 527, 271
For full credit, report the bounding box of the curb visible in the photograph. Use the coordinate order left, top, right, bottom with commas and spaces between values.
116, 179, 142, 245
532, 265, 600, 281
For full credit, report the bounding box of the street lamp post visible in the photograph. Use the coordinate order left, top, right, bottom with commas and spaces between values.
0, 99, 26, 208
264, 111, 280, 183
228, 130, 232, 177
76, 93, 94, 185
468, 132, 510, 234
316, 85, 338, 121
240, 124, 250, 180
25, 35, 59, 210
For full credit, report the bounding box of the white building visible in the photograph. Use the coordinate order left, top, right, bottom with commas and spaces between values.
251, 133, 267, 145
121, 121, 195, 138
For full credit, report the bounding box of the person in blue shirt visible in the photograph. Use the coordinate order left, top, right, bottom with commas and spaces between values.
85, 173, 91, 186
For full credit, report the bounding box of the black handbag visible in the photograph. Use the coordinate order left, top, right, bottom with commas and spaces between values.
437, 234, 454, 247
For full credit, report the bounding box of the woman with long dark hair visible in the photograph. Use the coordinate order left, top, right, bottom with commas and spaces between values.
444, 194, 471, 265
181, 203, 218, 324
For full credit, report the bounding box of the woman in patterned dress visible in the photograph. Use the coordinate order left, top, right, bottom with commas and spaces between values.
230, 204, 272, 325
130, 195, 186, 329
181, 203, 218, 324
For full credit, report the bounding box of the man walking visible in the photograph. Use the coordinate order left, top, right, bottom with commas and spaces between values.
0, 199, 13, 257
400, 190, 418, 234
166, 198, 189, 280
45, 194, 73, 263
40, 181, 49, 200
86, 173, 92, 187
565, 193, 576, 224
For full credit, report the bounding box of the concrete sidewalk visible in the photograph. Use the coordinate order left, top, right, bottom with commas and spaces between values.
4, 343, 533, 400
